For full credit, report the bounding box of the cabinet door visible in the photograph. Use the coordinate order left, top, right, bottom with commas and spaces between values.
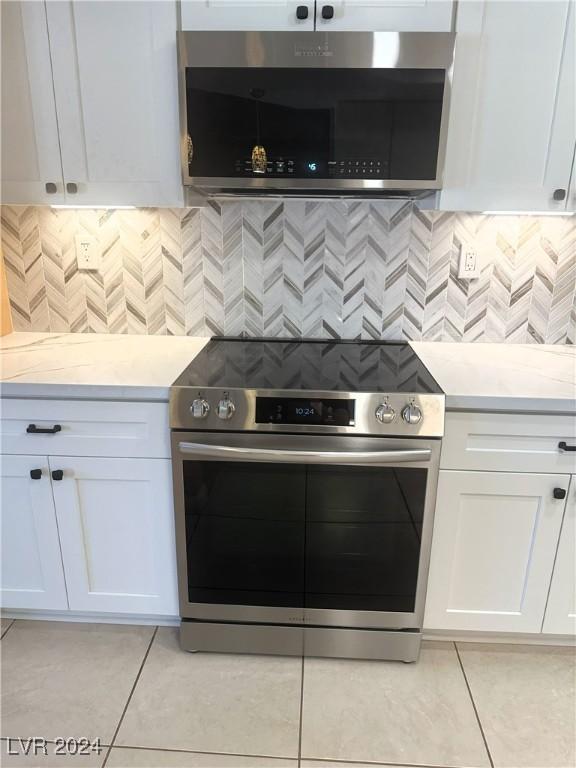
0, 455, 68, 610
424, 470, 569, 633
181, 1, 315, 31
50, 457, 178, 616
568, 145, 576, 213
441, 0, 574, 212
543, 476, 576, 635
0, 1, 65, 204
315, 0, 453, 32
44, 1, 182, 207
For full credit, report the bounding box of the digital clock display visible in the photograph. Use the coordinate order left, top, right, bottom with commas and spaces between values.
255, 397, 355, 426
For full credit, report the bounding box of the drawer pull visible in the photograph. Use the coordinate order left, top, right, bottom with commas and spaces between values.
553, 487, 567, 500
30, 469, 43, 480
27, 424, 62, 435
51, 470, 64, 481
558, 441, 576, 452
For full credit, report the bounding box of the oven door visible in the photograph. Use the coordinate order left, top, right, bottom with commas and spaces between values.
171, 432, 440, 630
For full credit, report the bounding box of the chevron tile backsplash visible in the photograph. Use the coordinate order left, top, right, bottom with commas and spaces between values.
1, 202, 575, 343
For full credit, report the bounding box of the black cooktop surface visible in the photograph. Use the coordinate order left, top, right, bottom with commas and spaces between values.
173, 338, 442, 394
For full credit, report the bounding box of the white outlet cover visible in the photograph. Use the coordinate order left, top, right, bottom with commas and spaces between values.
75, 234, 101, 271
458, 242, 481, 280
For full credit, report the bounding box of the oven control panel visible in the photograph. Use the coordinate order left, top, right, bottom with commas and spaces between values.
170, 389, 445, 438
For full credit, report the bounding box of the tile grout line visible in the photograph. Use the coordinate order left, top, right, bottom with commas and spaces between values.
101, 625, 158, 768
108, 743, 296, 761
0, 619, 15, 640
297, 654, 305, 767
454, 641, 495, 768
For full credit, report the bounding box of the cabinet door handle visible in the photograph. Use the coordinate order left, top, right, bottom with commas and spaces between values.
321, 4, 334, 18
296, 5, 309, 19
51, 470, 64, 481
30, 469, 43, 480
27, 424, 62, 435
558, 441, 576, 452
45, 182, 58, 194
553, 487, 567, 500
552, 188, 566, 201
66, 182, 78, 194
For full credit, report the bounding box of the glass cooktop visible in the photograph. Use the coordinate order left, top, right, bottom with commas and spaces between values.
173, 338, 442, 394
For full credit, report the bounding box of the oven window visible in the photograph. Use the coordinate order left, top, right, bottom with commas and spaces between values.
182, 460, 426, 613
183, 461, 306, 607
305, 466, 426, 612
185, 68, 445, 181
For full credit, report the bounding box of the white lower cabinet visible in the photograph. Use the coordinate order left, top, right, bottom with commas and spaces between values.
0, 455, 68, 611
49, 457, 178, 616
424, 470, 570, 633
543, 476, 576, 635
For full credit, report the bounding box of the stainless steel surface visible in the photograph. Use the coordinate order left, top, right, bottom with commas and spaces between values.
180, 621, 422, 662
171, 431, 441, 631
170, 388, 445, 438
402, 403, 423, 425
178, 30, 455, 70
177, 31, 455, 197
177, 441, 432, 465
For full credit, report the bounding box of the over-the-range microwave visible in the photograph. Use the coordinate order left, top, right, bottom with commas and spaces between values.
178, 31, 455, 199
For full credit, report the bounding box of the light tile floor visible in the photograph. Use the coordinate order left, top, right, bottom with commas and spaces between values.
1, 620, 575, 768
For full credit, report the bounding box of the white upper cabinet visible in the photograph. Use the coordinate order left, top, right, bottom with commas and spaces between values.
315, 0, 453, 32
45, 1, 182, 207
181, 0, 452, 31
1, 0, 182, 207
441, 0, 575, 212
0, 1, 65, 204
568, 145, 576, 213
543, 476, 576, 635
181, 0, 315, 30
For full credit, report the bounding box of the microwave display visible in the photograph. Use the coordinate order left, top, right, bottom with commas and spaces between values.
184, 67, 445, 181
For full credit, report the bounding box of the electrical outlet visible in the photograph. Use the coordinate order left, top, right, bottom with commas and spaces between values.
75, 235, 100, 271
458, 242, 481, 279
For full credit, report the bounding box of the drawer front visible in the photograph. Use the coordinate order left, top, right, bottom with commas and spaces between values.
0, 399, 170, 458
441, 411, 576, 473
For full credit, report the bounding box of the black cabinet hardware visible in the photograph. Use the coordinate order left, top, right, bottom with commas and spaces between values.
30, 469, 42, 480
552, 188, 566, 201
296, 5, 308, 19
321, 4, 334, 18
45, 182, 57, 194
553, 487, 567, 500
66, 182, 78, 194
27, 424, 62, 435
558, 441, 576, 452
51, 470, 64, 481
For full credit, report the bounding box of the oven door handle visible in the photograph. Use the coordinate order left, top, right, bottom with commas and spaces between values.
177, 442, 431, 464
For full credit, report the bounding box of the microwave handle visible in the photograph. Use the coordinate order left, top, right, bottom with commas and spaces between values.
177, 442, 431, 465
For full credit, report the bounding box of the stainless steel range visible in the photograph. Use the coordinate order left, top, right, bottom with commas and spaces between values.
170, 338, 444, 662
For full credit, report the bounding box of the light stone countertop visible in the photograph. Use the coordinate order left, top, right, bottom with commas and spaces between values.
0, 332, 210, 401
410, 341, 576, 413
1, 332, 574, 413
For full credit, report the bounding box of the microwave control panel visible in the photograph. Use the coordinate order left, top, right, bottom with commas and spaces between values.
232, 158, 389, 178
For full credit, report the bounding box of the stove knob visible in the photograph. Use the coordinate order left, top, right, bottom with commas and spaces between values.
191, 398, 210, 419
217, 397, 236, 420
402, 403, 422, 425
375, 403, 395, 423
